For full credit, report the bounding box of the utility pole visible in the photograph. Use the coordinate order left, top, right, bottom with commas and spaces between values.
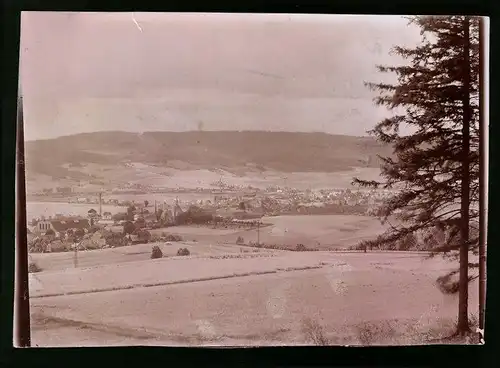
478, 16, 488, 333
457, 16, 471, 335
73, 241, 80, 268
15, 88, 31, 347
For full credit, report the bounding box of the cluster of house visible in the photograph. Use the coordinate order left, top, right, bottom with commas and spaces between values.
68, 197, 123, 205
29, 216, 91, 241
28, 200, 182, 237
207, 187, 394, 216
27, 209, 156, 252
157, 186, 395, 218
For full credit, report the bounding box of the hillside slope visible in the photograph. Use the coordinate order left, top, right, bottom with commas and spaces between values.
25, 131, 392, 189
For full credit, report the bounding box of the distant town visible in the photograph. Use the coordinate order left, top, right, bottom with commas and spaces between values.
27, 182, 395, 254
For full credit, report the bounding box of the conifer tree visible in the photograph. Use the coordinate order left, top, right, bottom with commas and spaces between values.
354, 16, 480, 335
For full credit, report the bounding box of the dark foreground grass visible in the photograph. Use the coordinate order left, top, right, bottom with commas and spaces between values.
301, 314, 483, 346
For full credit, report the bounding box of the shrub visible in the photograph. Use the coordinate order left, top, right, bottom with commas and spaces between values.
356, 323, 378, 345
104, 232, 129, 248
134, 217, 146, 229
236, 236, 245, 245
176, 209, 213, 225
351, 242, 368, 251
133, 229, 152, 243
151, 245, 163, 259
123, 221, 136, 236
301, 318, 329, 345
150, 234, 162, 242
28, 261, 42, 273
89, 225, 100, 234
82, 240, 103, 250
355, 321, 397, 345
468, 313, 479, 329
166, 234, 183, 242
112, 212, 128, 222
295, 244, 307, 251
28, 238, 50, 253
177, 247, 190, 256
436, 272, 460, 294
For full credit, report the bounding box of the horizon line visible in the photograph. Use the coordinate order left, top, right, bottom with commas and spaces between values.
25, 129, 373, 142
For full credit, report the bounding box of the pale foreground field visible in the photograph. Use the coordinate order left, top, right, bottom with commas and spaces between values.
29, 245, 479, 347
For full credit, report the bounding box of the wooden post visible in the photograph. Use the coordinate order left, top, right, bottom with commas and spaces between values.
15, 90, 31, 347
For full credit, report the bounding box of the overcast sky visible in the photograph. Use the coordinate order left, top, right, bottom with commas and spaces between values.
20, 12, 422, 141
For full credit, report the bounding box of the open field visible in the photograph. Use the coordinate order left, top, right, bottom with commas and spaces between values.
29, 241, 280, 273
258, 215, 387, 248
29, 249, 317, 297
149, 215, 386, 249
29, 250, 479, 346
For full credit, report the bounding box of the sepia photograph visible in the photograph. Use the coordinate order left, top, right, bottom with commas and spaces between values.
16, 12, 488, 347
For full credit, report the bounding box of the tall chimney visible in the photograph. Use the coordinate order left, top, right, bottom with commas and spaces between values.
99, 192, 102, 217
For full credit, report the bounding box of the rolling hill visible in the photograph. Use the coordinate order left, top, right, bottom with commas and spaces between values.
24, 131, 392, 191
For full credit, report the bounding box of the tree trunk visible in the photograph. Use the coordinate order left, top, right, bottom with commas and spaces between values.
457, 16, 471, 335
478, 16, 487, 333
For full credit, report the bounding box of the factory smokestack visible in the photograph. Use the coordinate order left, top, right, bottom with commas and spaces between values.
99, 192, 102, 217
